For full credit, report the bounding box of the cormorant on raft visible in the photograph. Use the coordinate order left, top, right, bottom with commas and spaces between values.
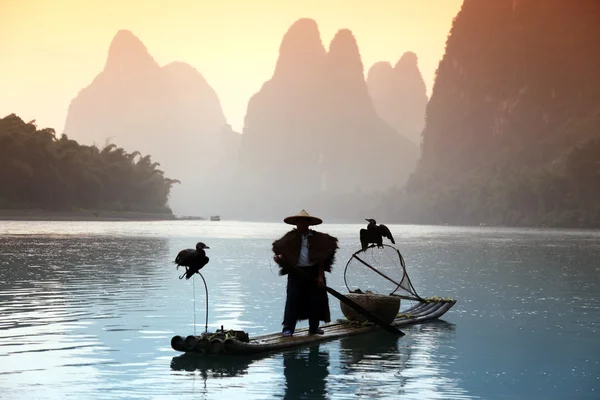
175, 242, 210, 279
359, 219, 395, 251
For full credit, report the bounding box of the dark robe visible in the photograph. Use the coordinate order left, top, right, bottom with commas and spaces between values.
272, 229, 339, 330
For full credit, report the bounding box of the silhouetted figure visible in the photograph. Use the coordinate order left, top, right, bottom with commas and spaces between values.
360, 219, 395, 250
273, 210, 339, 337
175, 242, 210, 279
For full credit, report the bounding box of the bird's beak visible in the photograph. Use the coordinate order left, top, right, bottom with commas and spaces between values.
365, 219, 369, 221
204, 246, 210, 249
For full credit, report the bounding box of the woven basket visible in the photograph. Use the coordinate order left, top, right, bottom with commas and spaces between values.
340, 293, 401, 324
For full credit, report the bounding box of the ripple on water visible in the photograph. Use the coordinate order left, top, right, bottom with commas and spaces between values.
1, 222, 599, 400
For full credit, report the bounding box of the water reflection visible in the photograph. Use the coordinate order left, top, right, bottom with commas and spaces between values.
170, 353, 256, 378
2, 221, 599, 400
166, 322, 462, 400
329, 320, 465, 399
0, 235, 174, 399
0, 236, 171, 292
283, 345, 330, 400
338, 330, 405, 369
397, 321, 469, 400
170, 345, 332, 400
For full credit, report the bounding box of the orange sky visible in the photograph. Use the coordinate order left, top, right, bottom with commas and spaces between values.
0, 0, 463, 133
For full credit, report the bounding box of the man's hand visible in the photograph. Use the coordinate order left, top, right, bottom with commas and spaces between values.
273, 254, 284, 263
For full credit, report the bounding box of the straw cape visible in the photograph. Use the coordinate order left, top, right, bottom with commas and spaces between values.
273, 210, 338, 276
283, 209, 323, 226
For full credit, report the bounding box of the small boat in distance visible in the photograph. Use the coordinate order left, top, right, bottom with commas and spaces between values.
176, 216, 205, 220
210, 216, 221, 221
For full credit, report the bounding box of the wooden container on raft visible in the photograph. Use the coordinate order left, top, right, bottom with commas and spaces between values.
339, 293, 401, 324
171, 298, 456, 356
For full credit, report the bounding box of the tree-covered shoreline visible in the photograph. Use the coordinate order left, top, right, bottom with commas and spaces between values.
393, 139, 600, 229
0, 114, 179, 214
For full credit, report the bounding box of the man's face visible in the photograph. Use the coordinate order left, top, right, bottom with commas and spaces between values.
295, 220, 310, 233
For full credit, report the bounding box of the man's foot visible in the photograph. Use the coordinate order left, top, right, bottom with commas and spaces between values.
309, 328, 324, 335
282, 330, 293, 337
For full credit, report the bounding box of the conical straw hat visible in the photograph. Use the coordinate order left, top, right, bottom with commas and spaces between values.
283, 209, 323, 226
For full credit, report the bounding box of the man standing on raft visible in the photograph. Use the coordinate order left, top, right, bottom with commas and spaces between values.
272, 210, 339, 337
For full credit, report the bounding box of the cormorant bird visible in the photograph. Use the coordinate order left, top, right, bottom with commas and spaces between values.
175, 242, 210, 279
359, 219, 395, 250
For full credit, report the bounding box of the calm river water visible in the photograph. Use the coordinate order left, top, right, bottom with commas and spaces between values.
0, 221, 599, 399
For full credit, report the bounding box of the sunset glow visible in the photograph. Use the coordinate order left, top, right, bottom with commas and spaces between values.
1, 0, 462, 133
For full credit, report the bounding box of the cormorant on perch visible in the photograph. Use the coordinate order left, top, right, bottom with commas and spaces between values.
175, 242, 210, 279
359, 219, 395, 250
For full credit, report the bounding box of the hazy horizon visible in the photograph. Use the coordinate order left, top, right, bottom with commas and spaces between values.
1, 0, 462, 134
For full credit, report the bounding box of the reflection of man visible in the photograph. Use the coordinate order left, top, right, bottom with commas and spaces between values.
283, 346, 329, 400
272, 210, 339, 336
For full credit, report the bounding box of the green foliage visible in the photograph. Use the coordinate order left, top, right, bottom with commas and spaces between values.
394, 137, 600, 228
0, 114, 179, 213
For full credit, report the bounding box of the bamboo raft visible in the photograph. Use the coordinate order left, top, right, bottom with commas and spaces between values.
171, 298, 456, 356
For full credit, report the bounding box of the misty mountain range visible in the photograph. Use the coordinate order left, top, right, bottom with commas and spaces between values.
7, 0, 598, 228
63, 19, 427, 220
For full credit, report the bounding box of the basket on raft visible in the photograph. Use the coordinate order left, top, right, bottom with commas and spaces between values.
339, 292, 401, 324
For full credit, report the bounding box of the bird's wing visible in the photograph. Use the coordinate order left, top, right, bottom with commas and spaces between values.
175, 249, 195, 266
199, 256, 209, 269
379, 224, 395, 244
184, 256, 210, 279
359, 228, 369, 249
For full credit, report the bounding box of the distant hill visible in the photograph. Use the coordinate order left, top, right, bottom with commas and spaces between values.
61, 24, 424, 221
232, 19, 419, 221
391, 0, 600, 228
367, 51, 428, 147
64, 30, 240, 216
